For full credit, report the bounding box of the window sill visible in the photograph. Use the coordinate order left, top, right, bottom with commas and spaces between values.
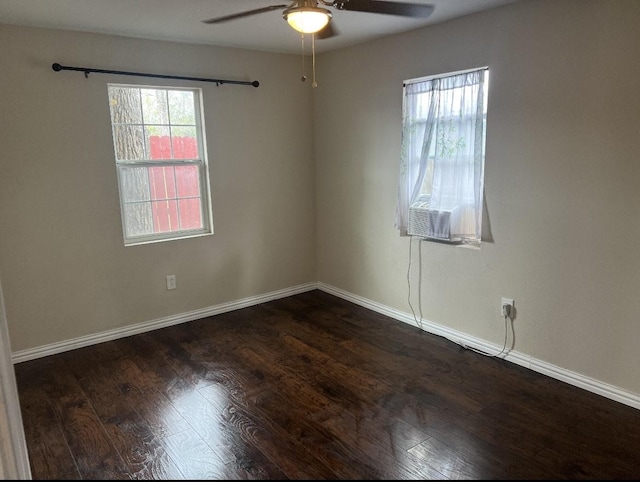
416, 236, 481, 250
125, 230, 213, 247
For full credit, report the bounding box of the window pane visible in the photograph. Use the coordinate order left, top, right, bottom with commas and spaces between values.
109, 87, 142, 124
179, 198, 203, 230
152, 200, 179, 233
168, 90, 196, 125
149, 166, 177, 201
175, 165, 200, 198
113, 125, 146, 161
119, 166, 150, 202
171, 127, 198, 159
123, 202, 153, 237
146, 126, 171, 160
141, 89, 169, 125
108, 84, 211, 244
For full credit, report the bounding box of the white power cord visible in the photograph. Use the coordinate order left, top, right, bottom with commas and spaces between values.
406, 236, 513, 358
406, 236, 423, 330
460, 311, 512, 359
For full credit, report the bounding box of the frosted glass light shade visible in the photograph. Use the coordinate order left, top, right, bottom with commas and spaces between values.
285, 9, 331, 34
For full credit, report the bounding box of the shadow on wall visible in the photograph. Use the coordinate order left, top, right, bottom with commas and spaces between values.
481, 193, 493, 243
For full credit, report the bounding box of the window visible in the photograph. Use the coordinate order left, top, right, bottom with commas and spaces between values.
395, 67, 488, 245
107, 84, 212, 245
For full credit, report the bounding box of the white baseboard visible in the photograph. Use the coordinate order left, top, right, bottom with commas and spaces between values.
11, 282, 317, 364
316, 282, 640, 411
12, 280, 640, 412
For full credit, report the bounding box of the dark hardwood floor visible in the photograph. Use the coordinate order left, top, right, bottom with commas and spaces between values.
14, 289, 640, 479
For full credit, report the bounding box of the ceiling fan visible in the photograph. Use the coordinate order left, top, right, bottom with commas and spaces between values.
202, 1, 435, 87
202, 0, 436, 38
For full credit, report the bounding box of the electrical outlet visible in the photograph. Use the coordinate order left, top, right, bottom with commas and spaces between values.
166, 275, 176, 291
501, 297, 514, 318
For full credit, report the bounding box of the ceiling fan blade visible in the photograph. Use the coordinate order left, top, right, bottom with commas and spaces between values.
317, 21, 339, 39
202, 5, 289, 24
333, 0, 434, 17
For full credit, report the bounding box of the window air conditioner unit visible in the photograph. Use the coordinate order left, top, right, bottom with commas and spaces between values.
407, 200, 462, 243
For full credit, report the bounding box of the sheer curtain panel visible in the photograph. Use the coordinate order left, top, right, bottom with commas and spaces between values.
395, 68, 488, 244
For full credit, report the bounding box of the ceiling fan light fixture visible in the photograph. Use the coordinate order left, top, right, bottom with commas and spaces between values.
284, 7, 332, 34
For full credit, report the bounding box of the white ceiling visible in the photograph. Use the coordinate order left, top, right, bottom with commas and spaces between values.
0, 0, 517, 55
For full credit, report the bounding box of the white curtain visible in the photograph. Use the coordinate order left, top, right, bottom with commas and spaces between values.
395, 68, 487, 242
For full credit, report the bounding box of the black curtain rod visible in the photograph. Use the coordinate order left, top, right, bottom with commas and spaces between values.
51, 63, 259, 87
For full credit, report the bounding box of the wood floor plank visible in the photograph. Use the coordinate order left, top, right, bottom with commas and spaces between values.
160, 427, 228, 479
203, 380, 383, 480
15, 380, 81, 480
72, 363, 186, 480
117, 332, 296, 479
14, 289, 640, 480
45, 371, 131, 479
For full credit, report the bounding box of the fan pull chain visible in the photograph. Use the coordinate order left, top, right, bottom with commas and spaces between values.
300, 32, 306, 82
312, 33, 318, 88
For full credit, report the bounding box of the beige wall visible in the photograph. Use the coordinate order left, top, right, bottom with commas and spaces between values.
314, 0, 640, 396
2, 0, 640, 403
0, 25, 316, 352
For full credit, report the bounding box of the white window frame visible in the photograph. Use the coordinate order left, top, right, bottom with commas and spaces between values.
107, 84, 213, 246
